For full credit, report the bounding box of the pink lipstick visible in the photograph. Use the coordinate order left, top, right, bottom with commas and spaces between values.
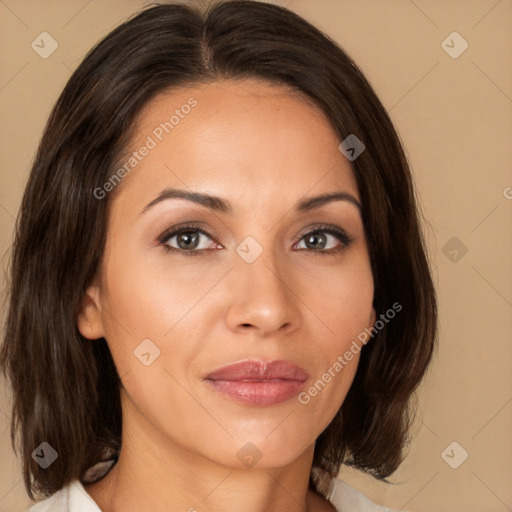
204, 359, 309, 406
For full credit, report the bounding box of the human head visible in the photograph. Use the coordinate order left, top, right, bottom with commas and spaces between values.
0, 0, 437, 501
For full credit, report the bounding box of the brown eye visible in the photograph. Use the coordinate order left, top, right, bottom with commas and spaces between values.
159, 225, 219, 256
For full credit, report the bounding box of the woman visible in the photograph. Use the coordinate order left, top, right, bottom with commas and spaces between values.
0, 1, 437, 511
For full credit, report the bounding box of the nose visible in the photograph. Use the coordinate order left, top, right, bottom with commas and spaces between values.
225, 246, 300, 337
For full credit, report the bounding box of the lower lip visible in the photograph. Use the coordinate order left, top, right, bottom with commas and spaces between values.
205, 379, 306, 406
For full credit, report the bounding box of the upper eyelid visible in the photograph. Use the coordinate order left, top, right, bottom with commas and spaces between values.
159, 224, 221, 244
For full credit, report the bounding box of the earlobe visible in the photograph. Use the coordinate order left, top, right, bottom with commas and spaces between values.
76, 285, 105, 340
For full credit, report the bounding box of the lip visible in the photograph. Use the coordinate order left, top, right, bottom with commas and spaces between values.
204, 359, 309, 407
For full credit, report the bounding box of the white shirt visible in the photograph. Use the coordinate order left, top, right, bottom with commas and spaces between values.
26, 459, 405, 512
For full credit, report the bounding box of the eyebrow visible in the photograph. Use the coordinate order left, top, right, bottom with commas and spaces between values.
140, 188, 361, 216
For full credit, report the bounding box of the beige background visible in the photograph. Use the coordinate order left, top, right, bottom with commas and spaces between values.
1, 0, 511, 510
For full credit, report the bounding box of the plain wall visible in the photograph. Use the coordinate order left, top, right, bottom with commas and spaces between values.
1, 1, 511, 511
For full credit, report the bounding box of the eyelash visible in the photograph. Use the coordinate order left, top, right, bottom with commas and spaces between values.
158, 223, 354, 257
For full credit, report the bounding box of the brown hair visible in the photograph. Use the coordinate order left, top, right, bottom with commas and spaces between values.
0, 0, 437, 501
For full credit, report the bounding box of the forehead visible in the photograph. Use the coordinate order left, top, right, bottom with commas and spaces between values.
110, 78, 360, 215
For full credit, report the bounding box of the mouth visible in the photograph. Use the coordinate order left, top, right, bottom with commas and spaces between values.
203, 359, 309, 407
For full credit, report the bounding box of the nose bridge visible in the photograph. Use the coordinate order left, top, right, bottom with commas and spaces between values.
239, 235, 290, 302
226, 233, 298, 333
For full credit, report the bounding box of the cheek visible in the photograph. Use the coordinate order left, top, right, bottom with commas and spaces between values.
99, 241, 222, 379
98, 254, 204, 429
101, 236, 201, 333
300, 253, 374, 341
292, 256, 373, 416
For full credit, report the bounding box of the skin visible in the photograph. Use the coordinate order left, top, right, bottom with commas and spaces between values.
78, 78, 376, 512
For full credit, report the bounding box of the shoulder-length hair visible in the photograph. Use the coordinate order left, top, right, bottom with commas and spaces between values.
0, 0, 437, 501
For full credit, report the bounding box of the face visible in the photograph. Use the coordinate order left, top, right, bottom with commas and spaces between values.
79, 78, 376, 469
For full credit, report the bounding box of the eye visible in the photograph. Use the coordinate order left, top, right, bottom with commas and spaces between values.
158, 223, 354, 256
159, 224, 220, 256
294, 225, 354, 254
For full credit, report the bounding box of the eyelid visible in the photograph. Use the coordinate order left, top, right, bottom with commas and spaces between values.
157, 222, 222, 246
296, 223, 352, 241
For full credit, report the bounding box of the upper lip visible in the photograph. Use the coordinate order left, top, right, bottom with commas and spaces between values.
205, 359, 309, 382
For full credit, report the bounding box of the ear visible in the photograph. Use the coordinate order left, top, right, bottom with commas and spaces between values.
77, 284, 106, 340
